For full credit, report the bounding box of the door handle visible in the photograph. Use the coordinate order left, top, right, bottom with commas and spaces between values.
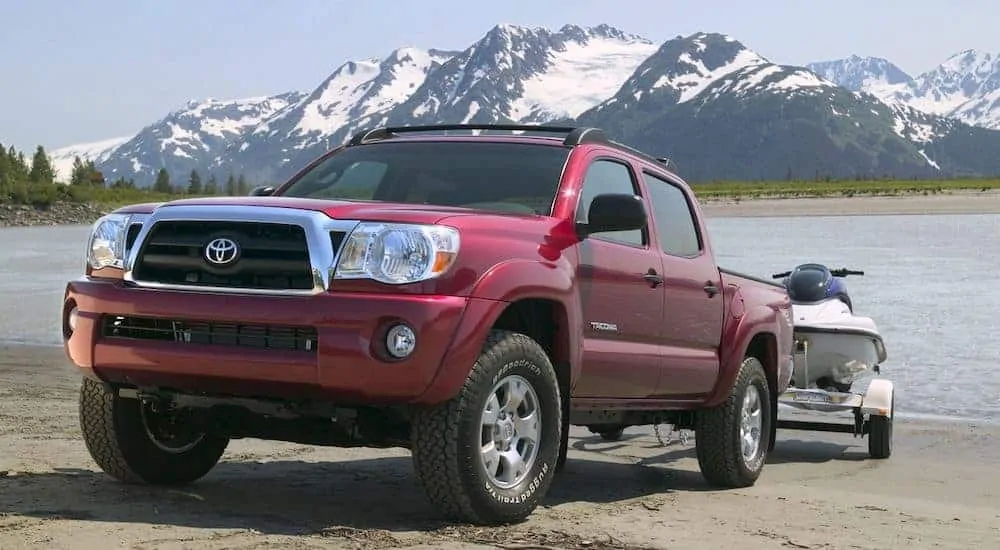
703, 281, 720, 297
644, 270, 663, 288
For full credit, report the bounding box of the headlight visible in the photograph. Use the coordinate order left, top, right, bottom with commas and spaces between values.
334, 222, 460, 284
87, 213, 144, 270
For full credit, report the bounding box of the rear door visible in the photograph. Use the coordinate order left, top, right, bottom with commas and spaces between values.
641, 170, 725, 398
573, 154, 665, 399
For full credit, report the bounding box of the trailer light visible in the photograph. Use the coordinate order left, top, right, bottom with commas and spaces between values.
385, 323, 416, 359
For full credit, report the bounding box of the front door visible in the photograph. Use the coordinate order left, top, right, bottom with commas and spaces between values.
573, 157, 665, 399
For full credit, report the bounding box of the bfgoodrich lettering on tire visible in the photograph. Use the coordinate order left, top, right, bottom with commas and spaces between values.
694, 356, 772, 488
410, 329, 562, 525
79, 377, 229, 485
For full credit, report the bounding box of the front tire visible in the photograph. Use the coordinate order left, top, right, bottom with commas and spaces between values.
79, 377, 229, 485
694, 356, 772, 488
410, 330, 562, 525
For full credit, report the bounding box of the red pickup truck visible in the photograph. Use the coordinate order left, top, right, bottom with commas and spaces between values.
62, 124, 794, 525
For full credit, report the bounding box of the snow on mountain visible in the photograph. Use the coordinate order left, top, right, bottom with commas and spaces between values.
812, 50, 1000, 130
217, 23, 658, 184
251, 48, 456, 150
583, 32, 767, 119
807, 55, 911, 90
503, 24, 659, 121
395, 24, 656, 125
698, 63, 839, 102
98, 92, 307, 183
704, 63, 953, 169
48, 136, 129, 182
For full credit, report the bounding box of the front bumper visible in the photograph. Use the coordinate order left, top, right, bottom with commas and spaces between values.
62, 277, 483, 404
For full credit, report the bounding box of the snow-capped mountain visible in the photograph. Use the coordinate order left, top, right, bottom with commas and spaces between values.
808, 50, 1000, 130
49, 23, 1000, 185
97, 92, 307, 183
219, 23, 658, 183
575, 35, 985, 181
48, 136, 129, 181
216, 47, 457, 183
807, 55, 911, 90
577, 32, 768, 135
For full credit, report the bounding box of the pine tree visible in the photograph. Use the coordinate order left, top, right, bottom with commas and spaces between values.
153, 168, 172, 193
236, 173, 250, 195
187, 169, 203, 195
204, 174, 218, 195
86, 161, 106, 187
225, 173, 237, 196
29, 146, 54, 184
70, 156, 87, 185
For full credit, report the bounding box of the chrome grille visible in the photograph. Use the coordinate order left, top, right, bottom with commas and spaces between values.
131, 220, 314, 291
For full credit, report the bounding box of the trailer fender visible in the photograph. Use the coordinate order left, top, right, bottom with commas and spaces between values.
861, 379, 894, 417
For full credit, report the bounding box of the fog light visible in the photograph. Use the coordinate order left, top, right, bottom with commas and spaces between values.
64, 304, 80, 336
385, 323, 416, 358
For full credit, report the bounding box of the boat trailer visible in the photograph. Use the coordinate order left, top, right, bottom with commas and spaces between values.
775, 338, 894, 459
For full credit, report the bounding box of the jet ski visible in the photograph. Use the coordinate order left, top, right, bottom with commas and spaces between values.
772, 263, 888, 393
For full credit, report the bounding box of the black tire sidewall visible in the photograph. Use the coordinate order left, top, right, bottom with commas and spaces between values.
461, 337, 562, 518
107, 386, 227, 484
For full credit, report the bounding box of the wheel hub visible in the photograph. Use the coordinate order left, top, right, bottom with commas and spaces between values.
480, 373, 541, 489
139, 402, 205, 454
495, 417, 516, 444
740, 385, 763, 463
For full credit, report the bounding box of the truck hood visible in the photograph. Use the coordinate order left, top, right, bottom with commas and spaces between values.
114, 196, 513, 225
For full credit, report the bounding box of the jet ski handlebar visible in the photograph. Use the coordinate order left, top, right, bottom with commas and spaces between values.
770, 267, 865, 279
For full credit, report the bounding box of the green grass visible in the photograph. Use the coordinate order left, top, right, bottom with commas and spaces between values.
9, 178, 1000, 211
688, 178, 1000, 200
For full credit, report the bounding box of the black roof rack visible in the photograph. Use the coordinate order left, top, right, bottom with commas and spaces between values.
345, 123, 680, 176
347, 123, 610, 147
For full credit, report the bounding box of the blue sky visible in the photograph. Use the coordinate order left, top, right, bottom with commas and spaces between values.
1, 0, 996, 152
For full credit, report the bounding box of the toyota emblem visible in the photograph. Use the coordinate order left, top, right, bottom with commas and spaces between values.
204, 237, 240, 266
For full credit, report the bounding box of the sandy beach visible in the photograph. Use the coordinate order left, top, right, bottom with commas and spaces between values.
1, 344, 998, 550
700, 190, 1000, 218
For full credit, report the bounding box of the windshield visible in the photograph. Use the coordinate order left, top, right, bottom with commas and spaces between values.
278, 140, 571, 215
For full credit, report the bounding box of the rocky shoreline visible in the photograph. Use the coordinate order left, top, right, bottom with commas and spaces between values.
0, 202, 112, 228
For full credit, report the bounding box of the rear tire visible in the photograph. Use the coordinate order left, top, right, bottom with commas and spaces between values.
694, 356, 772, 488
79, 377, 228, 485
410, 330, 562, 525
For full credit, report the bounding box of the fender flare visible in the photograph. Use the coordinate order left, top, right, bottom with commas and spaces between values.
861, 379, 894, 417
414, 259, 582, 404
705, 303, 782, 408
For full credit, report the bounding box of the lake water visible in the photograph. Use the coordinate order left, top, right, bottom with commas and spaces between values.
1, 214, 998, 424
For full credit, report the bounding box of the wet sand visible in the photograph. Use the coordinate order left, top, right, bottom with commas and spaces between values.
2, 344, 998, 549
701, 190, 1000, 218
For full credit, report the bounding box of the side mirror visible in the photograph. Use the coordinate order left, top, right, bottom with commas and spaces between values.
578, 193, 647, 236
250, 185, 275, 197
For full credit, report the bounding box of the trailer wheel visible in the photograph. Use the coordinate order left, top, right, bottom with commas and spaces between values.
410, 330, 562, 525
867, 394, 894, 459
694, 356, 772, 488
